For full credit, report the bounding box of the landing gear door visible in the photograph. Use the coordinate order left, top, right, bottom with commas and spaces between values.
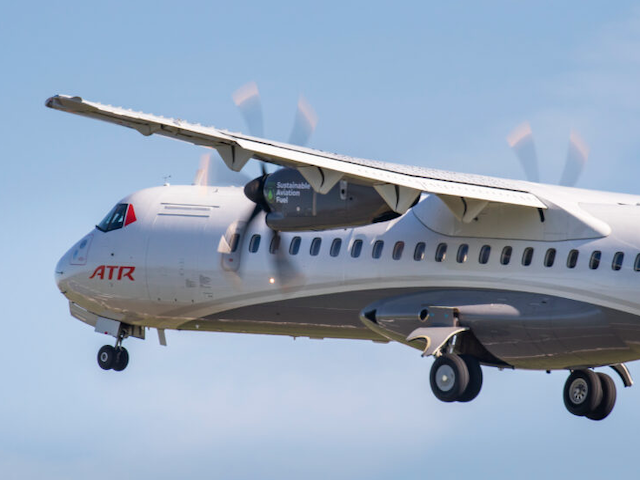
219, 220, 246, 272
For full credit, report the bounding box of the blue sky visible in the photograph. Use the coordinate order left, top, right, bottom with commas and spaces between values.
3, 1, 640, 478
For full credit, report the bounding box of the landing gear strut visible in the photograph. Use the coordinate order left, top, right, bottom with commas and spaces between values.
430, 354, 483, 403
564, 369, 616, 420
97, 330, 129, 372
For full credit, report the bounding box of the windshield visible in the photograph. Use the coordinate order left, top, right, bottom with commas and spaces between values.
96, 204, 128, 232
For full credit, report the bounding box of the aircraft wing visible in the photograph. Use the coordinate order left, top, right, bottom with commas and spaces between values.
46, 94, 547, 218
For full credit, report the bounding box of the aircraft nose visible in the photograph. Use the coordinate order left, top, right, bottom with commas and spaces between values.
55, 251, 72, 294
55, 234, 94, 295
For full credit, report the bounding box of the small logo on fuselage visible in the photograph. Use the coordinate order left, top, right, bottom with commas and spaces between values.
89, 265, 135, 281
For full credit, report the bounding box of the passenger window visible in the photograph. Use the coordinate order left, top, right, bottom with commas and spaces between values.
269, 235, 281, 254
414, 242, 426, 261
248, 234, 261, 253
522, 247, 534, 266
635, 254, 640, 272
372, 240, 384, 259
478, 245, 491, 265
590, 251, 601, 270
351, 239, 363, 258
567, 249, 579, 269
393, 241, 405, 260
544, 248, 556, 267
457, 244, 468, 263
330, 238, 342, 257
229, 233, 241, 253
289, 236, 301, 255
612, 252, 624, 271
435, 243, 447, 262
310, 237, 322, 256
500, 246, 512, 265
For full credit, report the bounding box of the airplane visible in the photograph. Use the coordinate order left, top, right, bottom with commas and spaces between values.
47, 91, 640, 422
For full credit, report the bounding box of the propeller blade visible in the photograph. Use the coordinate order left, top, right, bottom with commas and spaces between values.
246, 202, 263, 226
232, 81, 264, 138
193, 153, 211, 186
288, 94, 318, 146
194, 153, 251, 187
268, 230, 305, 291
209, 153, 252, 187
559, 131, 589, 187
507, 122, 540, 183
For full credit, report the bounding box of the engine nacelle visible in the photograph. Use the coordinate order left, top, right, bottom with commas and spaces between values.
245, 168, 400, 231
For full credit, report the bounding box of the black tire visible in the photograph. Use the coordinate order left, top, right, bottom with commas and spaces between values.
97, 345, 116, 370
563, 369, 603, 417
586, 373, 616, 421
430, 354, 470, 403
458, 355, 483, 403
112, 347, 129, 372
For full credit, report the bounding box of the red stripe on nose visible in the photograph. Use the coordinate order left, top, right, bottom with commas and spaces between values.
125, 204, 137, 226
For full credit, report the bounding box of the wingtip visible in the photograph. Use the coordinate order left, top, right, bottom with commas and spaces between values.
44, 95, 58, 108
45, 94, 84, 109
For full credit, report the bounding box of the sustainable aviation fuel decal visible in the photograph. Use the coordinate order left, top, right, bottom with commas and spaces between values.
267, 181, 311, 204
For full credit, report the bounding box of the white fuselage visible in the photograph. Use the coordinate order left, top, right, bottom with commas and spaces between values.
55, 183, 640, 369
57, 183, 640, 321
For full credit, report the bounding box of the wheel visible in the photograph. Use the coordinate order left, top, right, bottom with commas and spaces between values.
112, 347, 129, 372
563, 369, 603, 417
458, 355, 483, 403
430, 354, 470, 402
586, 372, 616, 421
97, 345, 116, 370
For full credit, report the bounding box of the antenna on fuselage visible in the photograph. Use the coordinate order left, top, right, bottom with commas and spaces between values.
163, 175, 172, 186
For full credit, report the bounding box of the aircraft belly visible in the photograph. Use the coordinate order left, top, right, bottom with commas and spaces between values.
468, 302, 640, 368
188, 288, 424, 341
359, 289, 640, 370
161, 287, 640, 371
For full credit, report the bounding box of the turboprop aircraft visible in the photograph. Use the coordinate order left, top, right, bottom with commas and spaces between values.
48, 90, 640, 421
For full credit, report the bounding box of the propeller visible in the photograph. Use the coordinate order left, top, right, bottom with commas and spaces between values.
229, 82, 318, 290
507, 123, 589, 187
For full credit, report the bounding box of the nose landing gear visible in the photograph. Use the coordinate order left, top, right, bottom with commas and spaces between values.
97, 329, 130, 372
97, 345, 129, 371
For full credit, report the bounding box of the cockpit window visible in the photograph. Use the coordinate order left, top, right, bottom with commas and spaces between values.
97, 204, 128, 232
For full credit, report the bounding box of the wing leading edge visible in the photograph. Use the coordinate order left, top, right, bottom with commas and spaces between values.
45, 94, 547, 218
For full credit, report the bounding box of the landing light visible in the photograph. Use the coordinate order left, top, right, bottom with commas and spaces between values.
269, 277, 275, 284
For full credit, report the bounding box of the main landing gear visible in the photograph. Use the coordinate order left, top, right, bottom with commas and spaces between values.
563, 369, 616, 421
430, 353, 483, 403
429, 354, 621, 420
